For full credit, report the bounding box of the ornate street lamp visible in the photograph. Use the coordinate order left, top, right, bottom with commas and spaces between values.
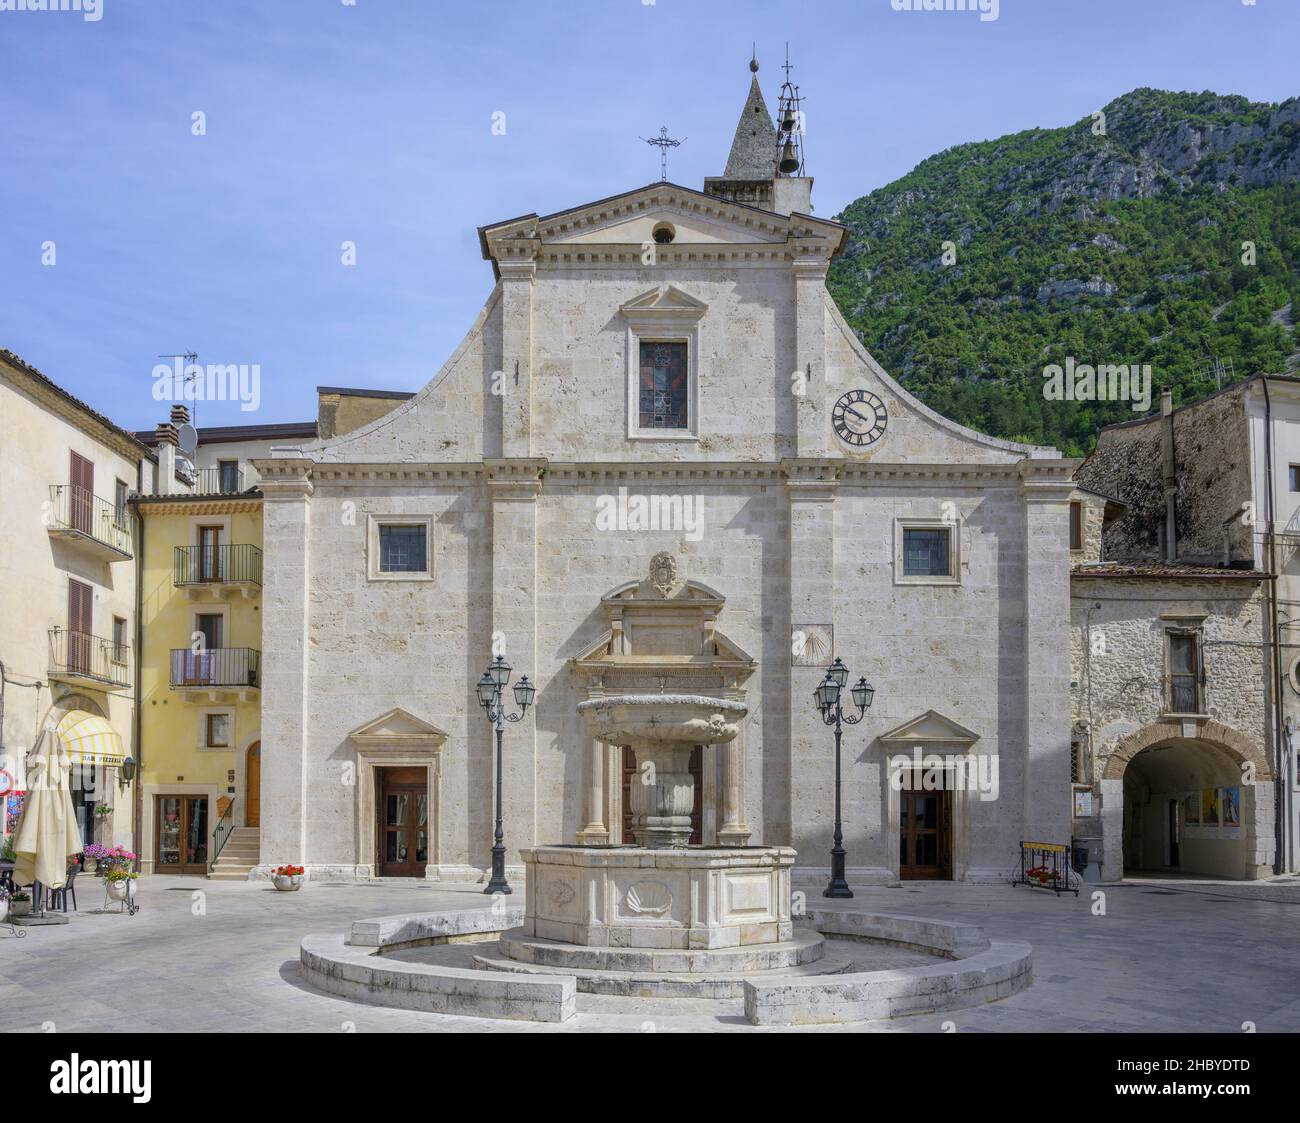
812, 662, 875, 899
476, 657, 534, 895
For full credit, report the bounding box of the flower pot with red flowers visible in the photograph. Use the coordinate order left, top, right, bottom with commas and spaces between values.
271, 864, 305, 892
1026, 865, 1059, 889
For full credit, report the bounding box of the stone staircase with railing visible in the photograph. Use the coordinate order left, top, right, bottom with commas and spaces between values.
208, 827, 260, 880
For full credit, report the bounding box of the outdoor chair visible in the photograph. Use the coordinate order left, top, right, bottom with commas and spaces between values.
46, 866, 78, 913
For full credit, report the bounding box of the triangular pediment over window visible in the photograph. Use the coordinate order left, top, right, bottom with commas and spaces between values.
620, 285, 708, 322
348, 708, 448, 749
878, 710, 980, 749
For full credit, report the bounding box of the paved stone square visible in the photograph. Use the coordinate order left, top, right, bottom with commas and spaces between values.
4, 875, 1300, 1033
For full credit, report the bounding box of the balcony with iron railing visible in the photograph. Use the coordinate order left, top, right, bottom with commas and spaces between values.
174, 544, 263, 599
170, 647, 261, 700
182, 465, 248, 495
46, 485, 133, 561
48, 627, 131, 692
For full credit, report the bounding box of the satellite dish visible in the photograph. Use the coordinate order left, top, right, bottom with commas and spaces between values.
176, 423, 198, 461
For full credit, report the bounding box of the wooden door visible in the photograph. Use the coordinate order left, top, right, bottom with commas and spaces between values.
899, 780, 952, 880
246, 742, 261, 828
155, 795, 209, 875
67, 578, 93, 673
621, 746, 703, 845
377, 767, 428, 877
69, 451, 94, 534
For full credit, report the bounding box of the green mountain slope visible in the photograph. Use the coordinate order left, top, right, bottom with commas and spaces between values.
827, 88, 1300, 455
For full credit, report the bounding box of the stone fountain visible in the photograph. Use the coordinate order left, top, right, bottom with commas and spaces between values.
514, 692, 798, 958
495, 556, 799, 962
298, 557, 1034, 1023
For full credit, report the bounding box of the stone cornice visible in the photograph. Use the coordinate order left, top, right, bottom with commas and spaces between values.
486, 457, 546, 499
253, 457, 315, 499
1017, 458, 1083, 500
310, 463, 484, 485
254, 458, 1071, 490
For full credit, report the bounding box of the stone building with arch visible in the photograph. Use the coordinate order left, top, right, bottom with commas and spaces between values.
1069, 489, 1275, 880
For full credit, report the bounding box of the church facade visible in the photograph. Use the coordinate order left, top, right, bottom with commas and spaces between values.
255, 69, 1079, 885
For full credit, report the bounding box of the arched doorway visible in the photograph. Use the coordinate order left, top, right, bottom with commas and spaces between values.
246, 742, 260, 828
1101, 720, 1274, 880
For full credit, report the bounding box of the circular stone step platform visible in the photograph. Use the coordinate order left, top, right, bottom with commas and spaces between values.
493, 926, 825, 976
472, 933, 936, 998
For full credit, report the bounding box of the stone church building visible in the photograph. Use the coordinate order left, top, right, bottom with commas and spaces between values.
255, 66, 1080, 885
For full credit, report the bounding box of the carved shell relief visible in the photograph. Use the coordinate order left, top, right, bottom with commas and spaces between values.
624, 880, 672, 916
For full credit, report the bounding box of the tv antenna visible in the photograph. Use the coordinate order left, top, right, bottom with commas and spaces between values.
158, 351, 199, 425
641, 126, 685, 182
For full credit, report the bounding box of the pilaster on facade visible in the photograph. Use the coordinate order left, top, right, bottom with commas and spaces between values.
498, 254, 537, 460
1018, 458, 1078, 843
486, 456, 543, 860
782, 458, 839, 858
253, 456, 314, 864
793, 255, 832, 459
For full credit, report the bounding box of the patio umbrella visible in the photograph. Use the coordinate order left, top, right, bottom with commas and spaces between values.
12, 725, 83, 891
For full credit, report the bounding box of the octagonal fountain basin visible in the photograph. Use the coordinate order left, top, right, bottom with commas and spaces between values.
575, 694, 746, 748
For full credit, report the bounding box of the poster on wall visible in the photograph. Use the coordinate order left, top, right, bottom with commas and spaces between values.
4, 791, 25, 834
1183, 792, 1200, 825
1201, 787, 1221, 827
1221, 786, 1241, 828
1072, 788, 1094, 817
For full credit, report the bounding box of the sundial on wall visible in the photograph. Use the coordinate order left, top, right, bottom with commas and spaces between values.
831, 388, 888, 449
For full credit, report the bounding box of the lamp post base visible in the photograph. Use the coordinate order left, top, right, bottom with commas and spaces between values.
484, 845, 512, 895
823, 846, 853, 898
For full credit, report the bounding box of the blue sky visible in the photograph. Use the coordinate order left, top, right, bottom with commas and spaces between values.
1, 0, 1296, 430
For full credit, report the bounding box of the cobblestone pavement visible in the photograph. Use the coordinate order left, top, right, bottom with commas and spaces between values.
3, 874, 1299, 1033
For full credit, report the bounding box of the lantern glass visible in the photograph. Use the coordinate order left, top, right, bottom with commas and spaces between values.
828, 657, 849, 688
489, 655, 512, 687
513, 675, 536, 710
477, 672, 498, 708
851, 678, 874, 711
814, 674, 839, 712
120, 756, 137, 784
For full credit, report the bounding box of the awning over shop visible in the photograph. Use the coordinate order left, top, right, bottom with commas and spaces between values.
56, 710, 125, 767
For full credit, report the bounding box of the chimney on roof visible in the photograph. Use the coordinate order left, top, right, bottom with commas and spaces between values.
154, 423, 178, 496
170, 404, 190, 426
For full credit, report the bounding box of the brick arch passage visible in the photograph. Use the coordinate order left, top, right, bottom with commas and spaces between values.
1102, 719, 1273, 783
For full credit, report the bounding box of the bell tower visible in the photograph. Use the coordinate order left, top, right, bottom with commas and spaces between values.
703, 51, 813, 216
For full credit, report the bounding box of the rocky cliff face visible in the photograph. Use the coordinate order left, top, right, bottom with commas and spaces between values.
828, 88, 1300, 455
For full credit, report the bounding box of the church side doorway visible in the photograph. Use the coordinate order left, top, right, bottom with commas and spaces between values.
377, 766, 428, 877
899, 773, 953, 880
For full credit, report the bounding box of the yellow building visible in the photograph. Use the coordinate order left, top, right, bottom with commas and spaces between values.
133, 410, 316, 877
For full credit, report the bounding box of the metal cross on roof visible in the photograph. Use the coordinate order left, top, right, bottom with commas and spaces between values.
640, 126, 685, 182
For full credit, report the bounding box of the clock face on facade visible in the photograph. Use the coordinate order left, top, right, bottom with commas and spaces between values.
832, 389, 888, 448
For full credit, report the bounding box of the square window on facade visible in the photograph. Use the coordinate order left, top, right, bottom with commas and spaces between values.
638, 341, 689, 430
205, 713, 230, 748
902, 528, 951, 577
379, 524, 428, 573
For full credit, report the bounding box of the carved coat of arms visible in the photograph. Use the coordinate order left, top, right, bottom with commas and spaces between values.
648, 552, 678, 598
